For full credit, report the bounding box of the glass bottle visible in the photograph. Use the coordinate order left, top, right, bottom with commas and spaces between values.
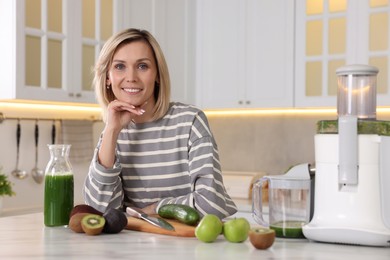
44, 144, 74, 227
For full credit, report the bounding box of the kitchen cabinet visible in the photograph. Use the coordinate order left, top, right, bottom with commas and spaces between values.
195, 0, 294, 109
123, 0, 196, 105
0, 0, 124, 104
295, 0, 390, 108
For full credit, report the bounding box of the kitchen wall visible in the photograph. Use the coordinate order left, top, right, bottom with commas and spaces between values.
2, 111, 390, 213
209, 111, 390, 174
208, 113, 328, 175
0, 119, 104, 213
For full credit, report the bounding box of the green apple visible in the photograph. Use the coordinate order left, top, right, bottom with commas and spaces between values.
223, 218, 250, 243
195, 214, 223, 243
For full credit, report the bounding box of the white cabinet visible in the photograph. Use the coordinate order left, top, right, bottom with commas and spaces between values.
295, 0, 390, 108
123, 0, 196, 106
0, 0, 123, 104
195, 0, 294, 109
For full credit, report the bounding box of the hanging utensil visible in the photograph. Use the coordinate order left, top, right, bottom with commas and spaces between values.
51, 120, 56, 144
11, 120, 28, 179
31, 120, 44, 184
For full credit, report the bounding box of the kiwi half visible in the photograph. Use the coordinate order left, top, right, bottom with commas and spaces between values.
248, 228, 275, 249
69, 213, 89, 233
81, 214, 106, 236
103, 208, 128, 234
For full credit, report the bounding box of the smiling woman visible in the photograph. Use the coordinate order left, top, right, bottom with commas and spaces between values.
83, 28, 237, 219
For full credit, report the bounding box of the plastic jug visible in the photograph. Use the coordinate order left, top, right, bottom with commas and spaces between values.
252, 163, 314, 238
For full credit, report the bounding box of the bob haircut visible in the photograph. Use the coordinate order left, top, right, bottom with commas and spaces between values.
94, 28, 171, 121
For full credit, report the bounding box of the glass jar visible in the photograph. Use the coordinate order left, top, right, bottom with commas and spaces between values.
44, 144, 74, 227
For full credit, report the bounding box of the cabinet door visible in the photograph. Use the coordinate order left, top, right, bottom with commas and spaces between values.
123, 0, 196, 105
1, 0, 71, 102
295, 0, 390, 108
295, 0, 348, 108
196, 0, 294, 109
365, 0, 390, 106
0, 0, 119, 104
196, 0, 245, 109
245, 0, 294, 108
75, 0, 118, 103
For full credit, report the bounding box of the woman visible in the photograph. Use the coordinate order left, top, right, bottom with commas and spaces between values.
83, 28, 237, 219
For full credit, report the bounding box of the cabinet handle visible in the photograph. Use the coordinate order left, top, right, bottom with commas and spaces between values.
75, 93, 82, 98
246, 100, 251, 105
238, 100, 243, 105
68, 93, 74, 97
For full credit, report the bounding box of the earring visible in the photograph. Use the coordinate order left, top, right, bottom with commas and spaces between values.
106, 85, 111, 90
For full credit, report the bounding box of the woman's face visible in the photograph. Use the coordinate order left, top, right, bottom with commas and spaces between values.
107, 40, 158, 107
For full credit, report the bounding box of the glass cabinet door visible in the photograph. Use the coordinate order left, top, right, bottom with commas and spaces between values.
81, 0, 113, 93
25, 0, 64, 90
22, 0, 115, 102
368, 0, 389, 98
296, 0, 348, 107
295, 0, 390, 107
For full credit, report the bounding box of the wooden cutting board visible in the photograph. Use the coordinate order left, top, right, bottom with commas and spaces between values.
125, 216, 196, 237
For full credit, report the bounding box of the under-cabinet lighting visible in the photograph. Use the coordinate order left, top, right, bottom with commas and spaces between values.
0, 100, 102, 121
204, 107, 390, 117
2, 100, 390, 121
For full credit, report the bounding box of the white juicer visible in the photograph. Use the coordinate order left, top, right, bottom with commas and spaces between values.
302, 64, 390, 247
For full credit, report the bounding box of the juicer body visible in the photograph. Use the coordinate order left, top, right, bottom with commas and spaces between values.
302, 134, 390, 247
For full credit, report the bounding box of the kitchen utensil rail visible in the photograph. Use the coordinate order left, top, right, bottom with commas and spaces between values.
0, 112, 101, 124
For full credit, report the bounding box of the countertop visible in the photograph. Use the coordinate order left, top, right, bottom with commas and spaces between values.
1, 212, 389, 259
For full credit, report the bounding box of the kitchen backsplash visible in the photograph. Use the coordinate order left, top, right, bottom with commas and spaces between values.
208, 111, 390, 174
0, 120, 104, 212
2, 111, 390, 213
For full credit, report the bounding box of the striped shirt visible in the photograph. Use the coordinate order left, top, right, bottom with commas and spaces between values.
83, 102, 237, 218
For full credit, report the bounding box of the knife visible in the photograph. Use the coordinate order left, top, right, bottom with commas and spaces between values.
126, 207, 175, 231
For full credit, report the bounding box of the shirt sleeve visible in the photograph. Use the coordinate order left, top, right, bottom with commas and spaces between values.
156, 111, 237, 219
82, 138, 124, 213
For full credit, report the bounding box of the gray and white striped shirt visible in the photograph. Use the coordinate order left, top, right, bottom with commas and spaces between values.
83, 102, 237, 218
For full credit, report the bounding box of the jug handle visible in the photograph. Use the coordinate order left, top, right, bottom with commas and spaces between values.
252, 177, 269, 227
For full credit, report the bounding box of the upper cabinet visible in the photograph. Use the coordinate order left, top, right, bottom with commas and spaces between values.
0, 0, 124, 104
123, 0, 197, 106
195, 0, 294, 109
4, 0, 389, 109
295, 0, 390, 108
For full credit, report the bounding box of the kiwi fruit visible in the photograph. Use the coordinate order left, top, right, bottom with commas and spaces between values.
69, 213, 89, 233
81, 214, 106, 236
103, 208, 128, 234
248, 228, 275, 249
70, 204, 103, 218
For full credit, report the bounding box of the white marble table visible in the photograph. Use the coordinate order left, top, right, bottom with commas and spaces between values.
0, 212, 389, 259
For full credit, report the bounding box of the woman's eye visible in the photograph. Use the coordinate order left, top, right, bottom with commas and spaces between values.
114, 63, 125, 70
138, 63, 148, 70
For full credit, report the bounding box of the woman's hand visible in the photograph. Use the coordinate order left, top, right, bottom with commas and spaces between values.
98, 100, 146, 168
106, 99, 145, 132
141, 203, 158, 215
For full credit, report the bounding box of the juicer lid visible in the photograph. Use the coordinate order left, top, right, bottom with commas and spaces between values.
336, 64, 379, 76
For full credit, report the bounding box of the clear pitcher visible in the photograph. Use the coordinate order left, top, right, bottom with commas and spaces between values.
44, 144, 74, 227
252, 163, 313, 238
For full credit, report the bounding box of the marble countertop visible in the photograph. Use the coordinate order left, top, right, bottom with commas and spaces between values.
0, 212, 389, 259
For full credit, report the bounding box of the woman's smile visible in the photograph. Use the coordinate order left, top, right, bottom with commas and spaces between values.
122, 87, 143, 94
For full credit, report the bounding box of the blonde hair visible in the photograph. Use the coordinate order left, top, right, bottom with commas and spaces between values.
94, 28, 171, 121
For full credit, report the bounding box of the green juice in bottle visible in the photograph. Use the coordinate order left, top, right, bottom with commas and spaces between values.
44, 173, 74, 226
44, 145, 74, 227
